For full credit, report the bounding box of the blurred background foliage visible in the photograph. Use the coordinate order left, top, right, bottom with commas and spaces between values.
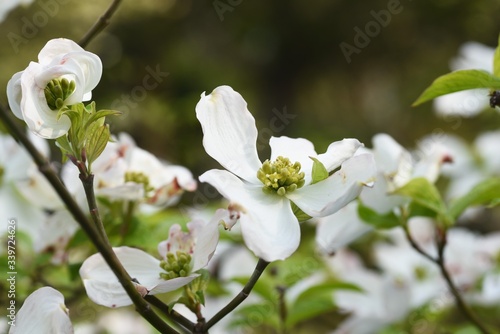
1, 0, 500, 179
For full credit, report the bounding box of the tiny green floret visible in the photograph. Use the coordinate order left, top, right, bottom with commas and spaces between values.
159, 250, 192, 280
44, 77, 76, 110
125, 171, 154, 194
257, 156, 305, 196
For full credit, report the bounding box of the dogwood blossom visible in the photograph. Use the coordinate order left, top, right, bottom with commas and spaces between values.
6, 38, 102, 138
196, 85, 376, 262
314, 201, 372, 255
62, 132, 196, 210
9, 287, 73, 334
327, 249, 411, 334
80, 209, 227, 307
360, 133, 451, 214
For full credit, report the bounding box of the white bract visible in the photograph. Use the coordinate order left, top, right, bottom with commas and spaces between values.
80, 209, 225, 308
9, 287, 73, 334
7, 38, 102, 138
433, 42, 495, 117
196, 85, 376, 262
360, 133, 451, 214
314, 201, 372, 255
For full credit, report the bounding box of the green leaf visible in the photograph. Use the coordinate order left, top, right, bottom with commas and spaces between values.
55, 136, 73, 162
84, 109, 121, 129
86, 124, 110, 166
394, 178, 446, 215
494, 34, 500, 78
407, 201, 438, 218
291, 201, 312, 222
412, 69, 500, 106
287, 282, 362, 328
310, 157, 328, 184
230, 303, 279, 330
449, 177, 500, 219
357, 202, 400, 229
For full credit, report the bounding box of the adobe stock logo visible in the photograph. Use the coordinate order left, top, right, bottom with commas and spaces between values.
340, 0, 405, 64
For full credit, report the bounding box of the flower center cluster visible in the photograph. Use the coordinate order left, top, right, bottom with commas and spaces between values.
44, 78, 76, 110
257, 156, 305, 196
125, 171, 154, 194
159, 251, 192, 280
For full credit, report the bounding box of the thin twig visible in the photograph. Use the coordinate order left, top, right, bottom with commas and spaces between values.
0, 102, 178, 334
402, 224, 437, 264
434, 230, 492, 334
203, 258, 270, 331
404, 224, 492, 334
80, 173, 112, 247
78, 0, 123, 48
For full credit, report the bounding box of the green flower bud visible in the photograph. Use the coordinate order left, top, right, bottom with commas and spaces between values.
159, 250, 193, 280
44, 77, 76, 110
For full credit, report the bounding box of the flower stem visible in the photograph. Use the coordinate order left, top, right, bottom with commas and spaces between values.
203, 258, 270, 331
144, 295, 194, 333
78, 0, 123, 48
0, 103, 178, 334
79, 172, 111, 247
434, 229, 492, 334
403, 223, 492, 334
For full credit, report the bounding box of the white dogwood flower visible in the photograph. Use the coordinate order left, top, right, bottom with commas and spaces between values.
6, 38, 102, 138
196, 85, 376, 262
80, 210, 226, 308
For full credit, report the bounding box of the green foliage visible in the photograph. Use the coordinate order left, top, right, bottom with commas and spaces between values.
287, 282, 360, 328
413, 70, 500, 106
310, 157, 328, 185
55, 102, 120, 172
449, 177, 500, 219
357, 201, 400, 229
493, 34, 500, 78
394, 177, 452, 226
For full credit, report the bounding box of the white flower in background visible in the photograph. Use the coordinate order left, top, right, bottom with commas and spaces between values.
9, 287, 73, 334
6, 38, 102, 138
376, 219, 500, 308
74, 309, 153, 334
374, 218, 444, 308
196, 85, 376, 262
0, 0, 35, 22
433, 42, 495, 117
314, 201, 373, 255
62, 132, 196, 210
80, 209, 226, 307
0, 133, 60, 234
315, 133, 451, 257
419, 131, 500, 202
326, 249, 411, 334
360, 133, 451, 214
34, 210, 80, 264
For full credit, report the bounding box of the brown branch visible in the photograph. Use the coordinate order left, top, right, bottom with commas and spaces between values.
404, 224, 492, 334
0, 102, 178, 334
78, 0, 123, 48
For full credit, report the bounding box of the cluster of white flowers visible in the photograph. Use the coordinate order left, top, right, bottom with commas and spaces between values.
4, 35, 500, 334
